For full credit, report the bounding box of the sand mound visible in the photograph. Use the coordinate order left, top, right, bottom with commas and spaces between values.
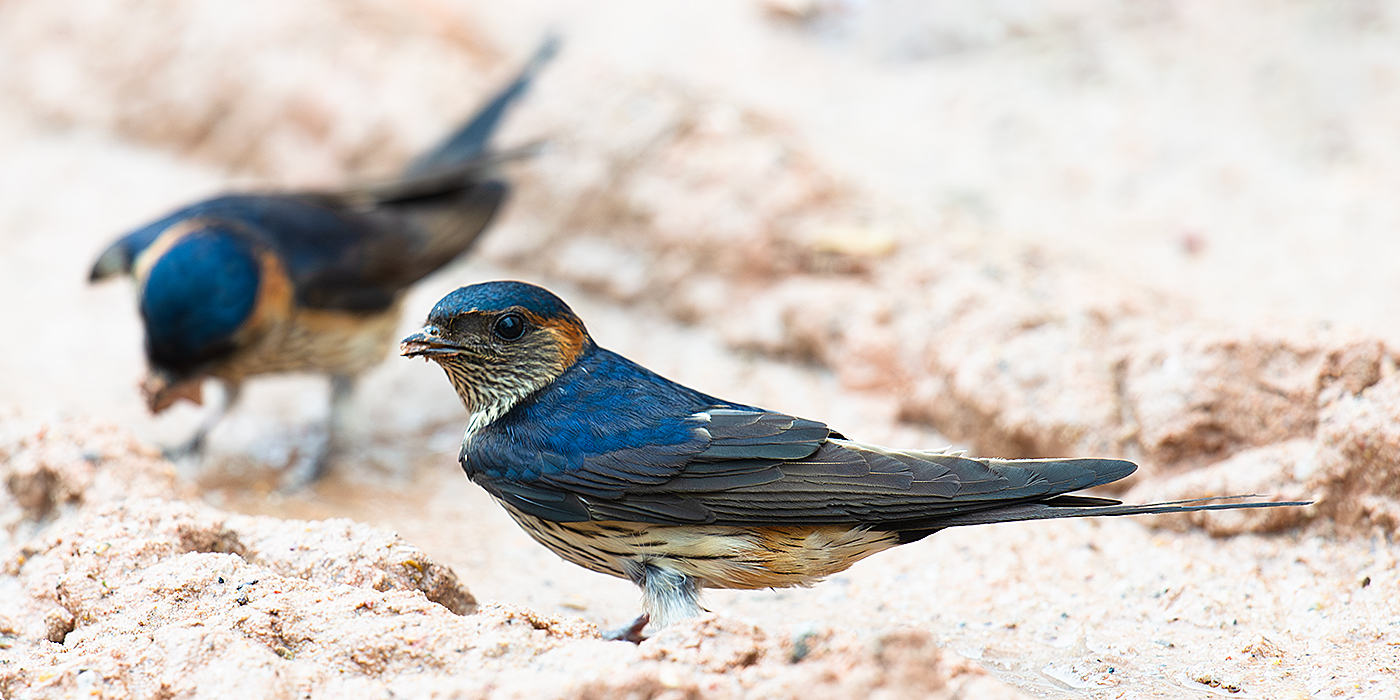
0, 415, 1022, 699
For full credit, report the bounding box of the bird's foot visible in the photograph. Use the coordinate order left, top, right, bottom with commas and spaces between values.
277, 434, 335, 492
601, 614, 650, 644
161, 433, 206, 462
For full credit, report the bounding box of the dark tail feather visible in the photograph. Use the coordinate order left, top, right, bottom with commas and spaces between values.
928, 496, 1313, 529
351, 142, 545, 206
404, 34, 560, 177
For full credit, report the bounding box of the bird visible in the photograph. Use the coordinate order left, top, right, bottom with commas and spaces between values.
400, 280, 1311, 640
89, 38, 559, 482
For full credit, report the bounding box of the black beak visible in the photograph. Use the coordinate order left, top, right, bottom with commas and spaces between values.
400, 327, 462, 358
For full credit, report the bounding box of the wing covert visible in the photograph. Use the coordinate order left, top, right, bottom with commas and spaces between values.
465, 403, 836, 523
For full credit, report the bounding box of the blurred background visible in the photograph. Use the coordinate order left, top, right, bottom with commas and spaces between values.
5, 0, 1399, 428
2, 1, 1398, 695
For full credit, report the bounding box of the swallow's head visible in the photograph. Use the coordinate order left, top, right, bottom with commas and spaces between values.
401, 281, 593, 419
135, 224, 271, 413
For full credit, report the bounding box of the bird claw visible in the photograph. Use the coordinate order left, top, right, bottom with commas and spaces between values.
161, 434, 206, 463
601, 614, 649, 644
278, 437, 335, 492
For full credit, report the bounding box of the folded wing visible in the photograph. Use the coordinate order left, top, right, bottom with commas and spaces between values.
470, 404, 1157, 529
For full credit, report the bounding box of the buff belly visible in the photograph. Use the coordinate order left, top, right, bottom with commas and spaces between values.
214, 303, 403, 383
500, 503, 900, 591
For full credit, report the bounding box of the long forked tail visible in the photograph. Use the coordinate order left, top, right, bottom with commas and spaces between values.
925, 495, 1313, 529
404, 34, 561, 177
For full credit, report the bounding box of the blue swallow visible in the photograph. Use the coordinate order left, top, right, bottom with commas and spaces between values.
401, 281, 1309, 638
90, 38, 559, 479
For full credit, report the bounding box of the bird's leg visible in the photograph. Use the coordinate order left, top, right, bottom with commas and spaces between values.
282, 374, 355, 488
611, 559, 702, 642
165, 380, 240, 461
324, 375, 352, 439
326, 373, 356, 461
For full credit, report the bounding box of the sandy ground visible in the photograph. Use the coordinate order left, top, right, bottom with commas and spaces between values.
2, 1, 1399, 697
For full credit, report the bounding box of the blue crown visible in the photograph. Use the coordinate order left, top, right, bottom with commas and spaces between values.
428, 281, 579, 323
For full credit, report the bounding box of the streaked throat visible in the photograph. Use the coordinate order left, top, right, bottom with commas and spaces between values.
434, 355, 549, 443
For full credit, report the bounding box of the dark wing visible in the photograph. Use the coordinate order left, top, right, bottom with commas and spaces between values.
276, 184, 507, 312
467, 402, 1138, 527
689, 439, 1134, 528
465, 407, 815, 523
543, 408, 835, 524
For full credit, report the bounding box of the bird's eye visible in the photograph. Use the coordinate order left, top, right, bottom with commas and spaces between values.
493, 312, 526, 341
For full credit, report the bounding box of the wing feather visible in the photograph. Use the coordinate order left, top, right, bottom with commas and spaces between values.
471, 398, 1138, 528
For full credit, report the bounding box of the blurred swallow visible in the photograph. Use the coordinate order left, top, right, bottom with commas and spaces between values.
91, 37, 560, 482
403, 281, 1311, 639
